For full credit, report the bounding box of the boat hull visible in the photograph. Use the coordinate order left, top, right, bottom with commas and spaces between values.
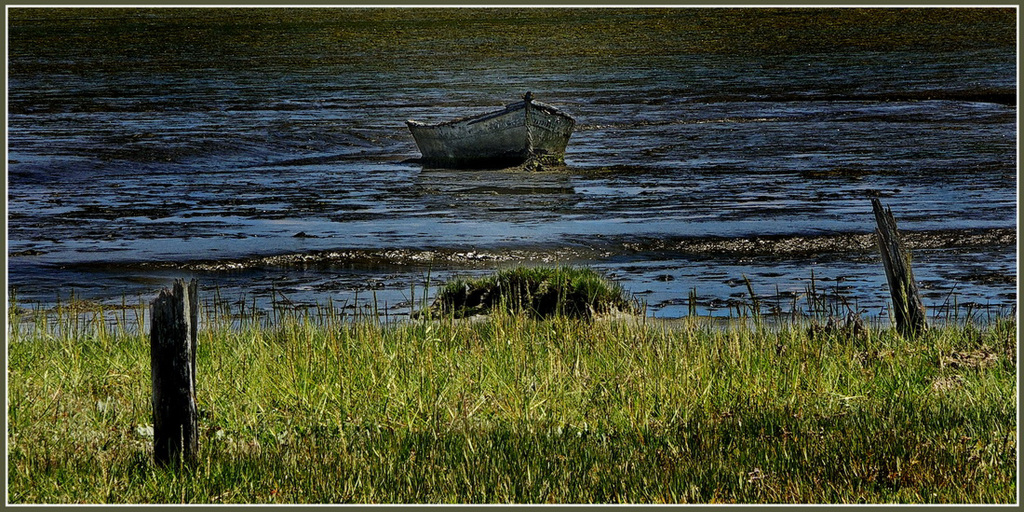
407, 97, 575, 168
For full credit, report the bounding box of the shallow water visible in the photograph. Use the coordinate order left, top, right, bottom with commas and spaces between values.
7, 8, 1018, 320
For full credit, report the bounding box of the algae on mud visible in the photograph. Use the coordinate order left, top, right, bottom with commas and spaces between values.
9, 8, 1016, 72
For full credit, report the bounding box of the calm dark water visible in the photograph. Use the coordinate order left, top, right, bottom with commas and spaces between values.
6, 8, 1018, 319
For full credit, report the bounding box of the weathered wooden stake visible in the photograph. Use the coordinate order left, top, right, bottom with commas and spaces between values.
150, 279, 199, 467
871, 198, 927, 337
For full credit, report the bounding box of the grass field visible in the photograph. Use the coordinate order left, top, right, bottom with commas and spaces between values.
6, 285, 1017, 504
6, 7, 1018, 503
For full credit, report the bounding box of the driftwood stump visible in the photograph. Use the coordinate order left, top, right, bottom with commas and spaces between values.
150, 279, 199, 467
871, 198, 927, 337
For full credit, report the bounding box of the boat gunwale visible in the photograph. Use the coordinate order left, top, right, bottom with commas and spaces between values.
406, 99, 574, 129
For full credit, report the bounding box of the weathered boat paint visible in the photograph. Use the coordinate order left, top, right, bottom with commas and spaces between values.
407, 92, 576, 168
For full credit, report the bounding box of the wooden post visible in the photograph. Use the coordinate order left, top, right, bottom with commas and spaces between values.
871, 198, 927, 337
150, 279, 199, 467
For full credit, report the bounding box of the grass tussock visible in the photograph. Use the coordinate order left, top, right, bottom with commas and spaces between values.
6, 293, 1017, 504
424, 266, 639, 319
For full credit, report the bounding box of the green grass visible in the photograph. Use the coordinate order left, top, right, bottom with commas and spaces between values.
6, 293, 1017, 503
424, 266, 639, 319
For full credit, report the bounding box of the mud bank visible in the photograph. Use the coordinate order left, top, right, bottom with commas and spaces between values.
620, 227, 1017, 259
55, 227, 1013, 274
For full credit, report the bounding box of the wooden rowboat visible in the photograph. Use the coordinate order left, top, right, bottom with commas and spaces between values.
406, 92, 576, 168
